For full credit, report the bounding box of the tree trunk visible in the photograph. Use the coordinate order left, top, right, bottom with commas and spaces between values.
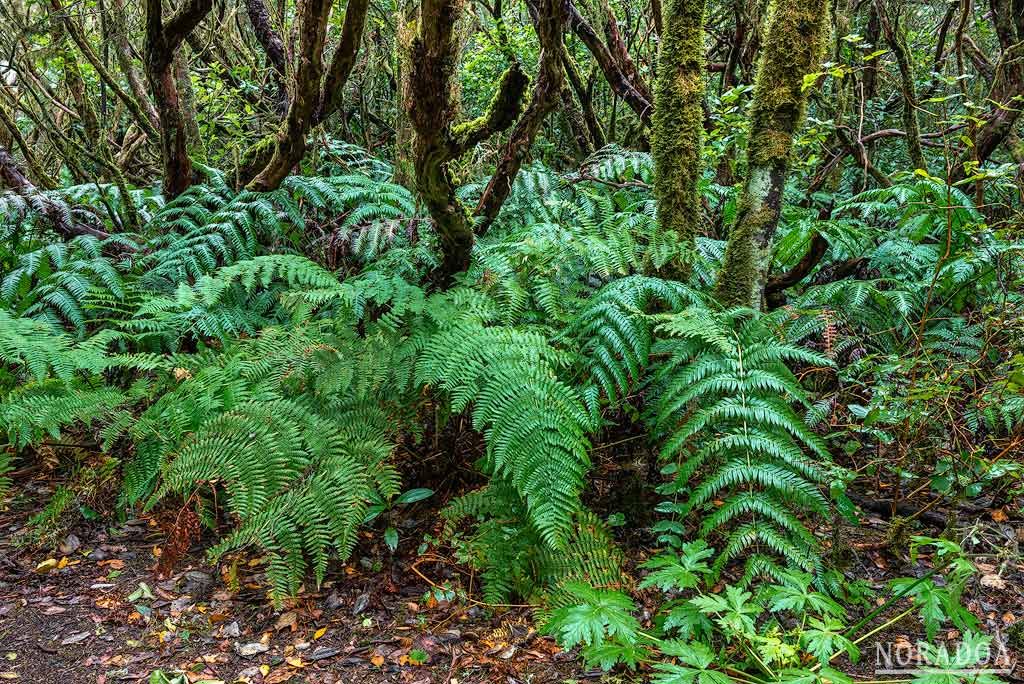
474, 0, 567, 230
244, 0, 288, 111
562, 52, 606, 148
245, 0, 370, 190
108, 0, 161, 132
393, 0, 420, 186
247, 0, 333, 191
407, 0, 528, 282
875, 0, 927, 173
715, 0, 831, 309
566, 0, 653, 125
651, 0, 706, 277
144, 0, 213, 198
950, 0, 1024, 182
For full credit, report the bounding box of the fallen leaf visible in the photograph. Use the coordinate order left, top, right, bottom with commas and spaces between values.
34, 559, 58, 574
991, 508, 1009, 522
235, 642, 270, 657
370, 654, 385, 667
981, 574, 1007, 589
284, 657, 304, 668
60, 631, 90, 645
313, 626, 327, 640
274, 611, 298, 632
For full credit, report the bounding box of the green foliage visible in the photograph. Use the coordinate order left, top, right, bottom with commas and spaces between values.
647, 307, 841, 582
416, 316, 592, 547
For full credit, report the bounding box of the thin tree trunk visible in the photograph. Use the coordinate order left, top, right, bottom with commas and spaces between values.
108, 0, 161, 131
247, 0, 333, 191
715, 0, 831, 309
875, 0, 927, 172
50, 0, 159, 139
245, 0, 370, 190
244, 0, 288, 106
950, 0, 1024, 182
144, 0, 214, 198
474, 0, 567, 230
652, 0, 706, 277
562, 52, 606, 148
566, 0, 653, 124
407, 0, 528, 282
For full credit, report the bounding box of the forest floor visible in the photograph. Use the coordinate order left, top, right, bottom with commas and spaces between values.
2, 472, 1024, 684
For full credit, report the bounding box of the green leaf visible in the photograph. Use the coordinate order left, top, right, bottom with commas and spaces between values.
395, 488, 434, 505
384, 526, 399, 552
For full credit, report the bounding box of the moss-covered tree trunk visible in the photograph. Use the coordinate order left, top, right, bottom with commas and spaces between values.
407, 0, 528, 283
248, 0, 332, 191
246, 0, 370, 191
474, 0, 567, 230
566, 0, 653, 125
714, 0, 830, 309
651, 0, 706, 276
108, 0, 161, 132
950, 0, 1024, 182
875, 0, 927, 173
244, 0, 288, 111
144, 0, 213, 198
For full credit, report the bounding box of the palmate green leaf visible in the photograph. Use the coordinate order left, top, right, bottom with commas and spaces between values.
801, 616, 859, 664
766, 572, 844, 616
777, 667, 854, 684
690, 585, 762, 636
662, 600, 714, 641
543, 581, 639, 650
652, 642, 734, 684
891, 574, 979, 642
583, 641, 648, 670
638, 540, 714, 591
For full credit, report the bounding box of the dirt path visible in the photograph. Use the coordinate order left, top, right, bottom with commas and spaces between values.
0, 484, 581, 684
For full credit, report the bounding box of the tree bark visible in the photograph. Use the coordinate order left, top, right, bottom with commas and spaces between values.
950, 0, 1024, 182
244, 0, 287, 78
0, 145, 118, 243
50, 0, 159, 139
715, 0, 831, 309
407, 0, 529, 282
474, 0, 567, 230
108, 0, 161, 132
566, 0, 653, 124
651, 0, 706, 277
245, 0, 370, 190
247, 0, 333, 191
562, 52, 606, 148
144, 0, 214, 198
875, 0, 928, 173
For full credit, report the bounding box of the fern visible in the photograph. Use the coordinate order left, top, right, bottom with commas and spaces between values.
646, 306, 840, 583
158, 398, 396, 600
416, 318, 592, 547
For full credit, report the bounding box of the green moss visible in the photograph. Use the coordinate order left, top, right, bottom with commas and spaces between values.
715, 198, 774, 308
451, 64, 529, 152
651, 0, 706, 277
715, 0, 830, 309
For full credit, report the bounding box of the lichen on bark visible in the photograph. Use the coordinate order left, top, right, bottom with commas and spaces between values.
406, 0, 528, 283
651, 0, 706, 277
715, 0, 831, 309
